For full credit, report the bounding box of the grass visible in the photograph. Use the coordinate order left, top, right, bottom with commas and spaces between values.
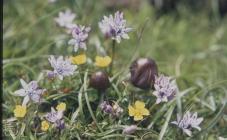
3, 0, 227, 139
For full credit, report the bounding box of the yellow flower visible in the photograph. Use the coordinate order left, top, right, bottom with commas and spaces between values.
128, 101, 150, 121
95, 56, 112, 67
71, 54, 86, 65
14, 105, 26, 118
56, 102, 66, 111
41, 121, 49, 131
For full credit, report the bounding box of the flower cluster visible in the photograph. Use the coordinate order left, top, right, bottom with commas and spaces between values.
14, 79, 46, 106
68, 25, 91, 52
171, 111, 204, 136
95, 56, 112, 67
8, 10, 205, 139
48, 55, 76, 80
45, 107, 65, 130
70, 54, 87, 65
99, 11, 132, 43
153, 74, 177, 104
14, 105, 27, 118
100, 101, 123, 118
128, 101, 150, 121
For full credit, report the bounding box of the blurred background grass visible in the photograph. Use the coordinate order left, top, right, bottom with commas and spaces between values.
3, 0, 227, 94
3, 0, 227, 139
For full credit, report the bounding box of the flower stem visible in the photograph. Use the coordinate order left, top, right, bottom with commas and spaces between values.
84, 70, 103, 132
110, 40, 116, 74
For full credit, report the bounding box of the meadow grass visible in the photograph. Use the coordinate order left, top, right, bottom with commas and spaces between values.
3, 0, 227, 139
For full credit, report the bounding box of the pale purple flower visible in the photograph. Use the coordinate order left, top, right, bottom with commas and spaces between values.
48, 55, 76, 80
55, 10, 76, 29
100, 101, 123, 117
112, 102, 123, 117
171, 111, 203, 136
45, 108, 65, 130
68, 25, 91, 52
123, 125, 137, 134
100, 101, 113, 114
153, 74, 177, 104
47, 71, 56, 79
45, 107, 64, 123
14, 79, 46, 106
99, 11, 132, 43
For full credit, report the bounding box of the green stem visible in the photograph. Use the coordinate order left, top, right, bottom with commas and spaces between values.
110, 40, 116, 74
149, 103, 156, 112
84, 70, 103, 132
78, 84, 84, 117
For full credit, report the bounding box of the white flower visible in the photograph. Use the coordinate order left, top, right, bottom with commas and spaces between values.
171, 111, 204, 136
68, 25, 91, 52
99, 11, 132, 43
48, 55, 76, 80
14, 79, 46, 106
55, 9, 76, 29
153, 74, 177, 104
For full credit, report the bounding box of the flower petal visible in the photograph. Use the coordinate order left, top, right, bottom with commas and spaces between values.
20, 79, 27, 89
142, 108, 150, 116
183, 129, 192, 137
156, 98, 162, 104
14, 89, 27, 96
134, 115, 143, 121
128, 105, 135, 116
22, 95, 30, 106
135, 101, 145, 109
192, 126, 201, 131
58, 75, 64, 80
171, 121, 178, 125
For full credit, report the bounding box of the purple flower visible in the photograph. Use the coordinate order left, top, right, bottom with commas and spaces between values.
45, 107, 64, 123
47, 71, 56, 79
48, 55, 76, 80
14, 79, 46, 106
153, 74, 177, 104
100, 101, 113, 114
68, 25, 91, 52
55, 120, 65, 130
55, 9, 76, 29
99, 11, 132, 43
45, 108, 65, 130
100, 101, 123, 117
171, 111, 203, 136
122, 125, 137, 134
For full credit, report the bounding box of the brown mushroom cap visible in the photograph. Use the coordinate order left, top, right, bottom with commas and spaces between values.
130, 58, 158, 90
89, 71, 110, 92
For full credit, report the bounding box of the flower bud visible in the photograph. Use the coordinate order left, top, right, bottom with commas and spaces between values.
47, 71, 56, 79
55, 120, 65, 130
89, 71, 110, 92
111, 102, 123, 117
100, 101, 113, 113
31, 115, 41, 132
130, 58, 158, 89
123, 125, 137, 134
